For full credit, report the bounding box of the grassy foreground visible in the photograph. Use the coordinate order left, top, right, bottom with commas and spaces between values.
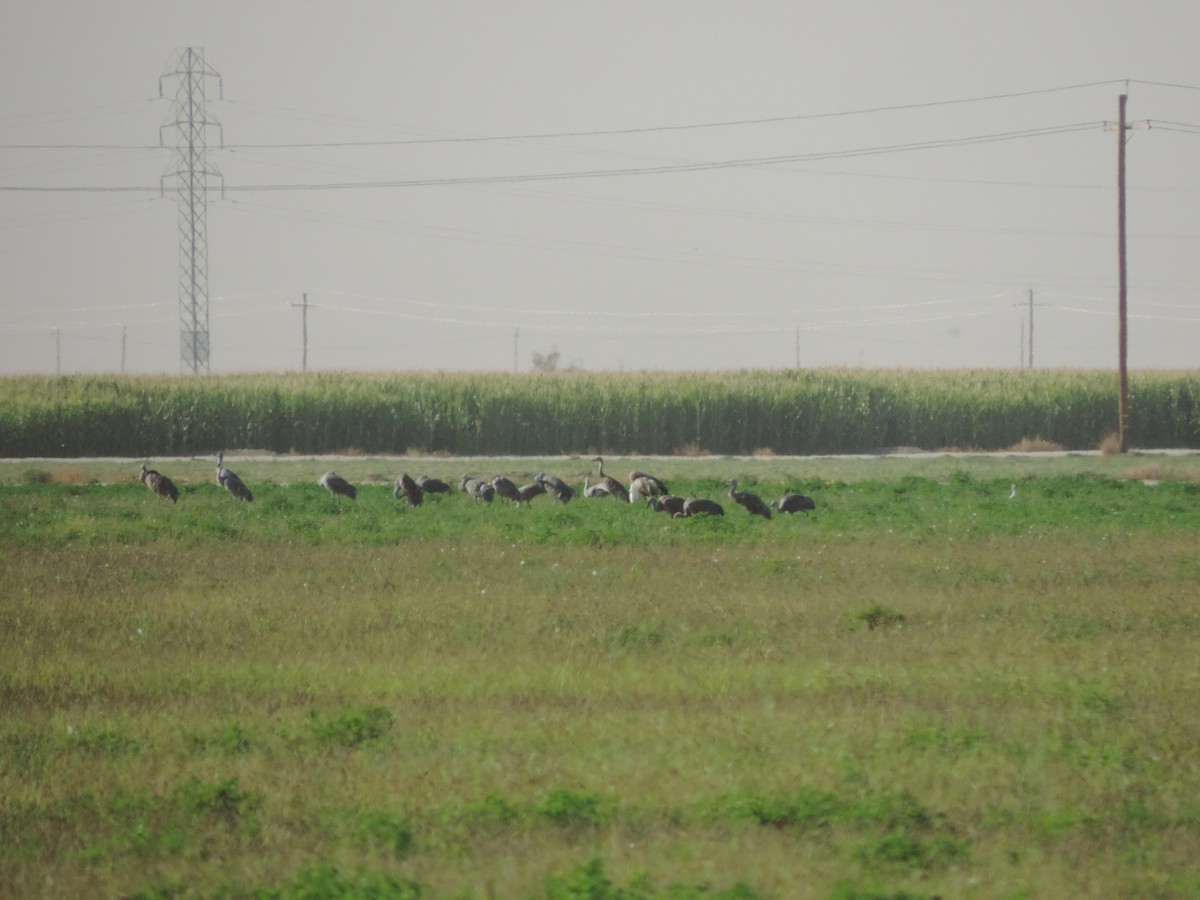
2, 455, 1200, 898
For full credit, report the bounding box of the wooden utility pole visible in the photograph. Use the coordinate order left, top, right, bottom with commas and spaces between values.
1026, 288, 1035, 368
1012, 289, 1045, 369
292, 293, 309, 372
1117, 94, 1130, 452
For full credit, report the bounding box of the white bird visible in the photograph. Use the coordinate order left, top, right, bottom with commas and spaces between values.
1009, 483, 1017, 500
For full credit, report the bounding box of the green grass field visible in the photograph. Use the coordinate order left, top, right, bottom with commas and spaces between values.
2, 453, 1199, 898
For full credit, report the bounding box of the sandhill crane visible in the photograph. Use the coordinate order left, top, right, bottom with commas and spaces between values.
728, 479, 771, 519
536, 471, 575, 503
460, 475, 494, 504
582, 476, 612, 498
628, 475, 659, 503
629, 469, 669, 497
319, 470, 357, 501
592, 456, 629, 501
771, 492, 815, 515
216, 452, 253, 503
140, 462, 179, 504
516, 481, 547, 505
677, 497, 724, 518
647, 495, 686, 517
417, 475, 452, 494
490, 475, 522, 504
395, 473, 424, 506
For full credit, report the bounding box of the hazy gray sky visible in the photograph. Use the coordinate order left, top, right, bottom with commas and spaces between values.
2, 1, 1197, 375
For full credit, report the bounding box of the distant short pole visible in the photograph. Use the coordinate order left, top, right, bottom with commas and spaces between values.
1117, 93, 1130, 452
292, 293, 309, 372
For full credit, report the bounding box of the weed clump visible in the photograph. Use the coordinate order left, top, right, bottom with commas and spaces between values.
852, 605, 908, 631
309, 706, 392, 747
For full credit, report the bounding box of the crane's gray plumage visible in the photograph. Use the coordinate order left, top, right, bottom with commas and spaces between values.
516, 481, 547, 505
140, 462, 179, 504
536, 471, 575, 503
629, 469, 669, 499
592, 456, 629, 502
490, 475, 522, 504
677, 497, 724, 518
582, 476, 612, 498
395, 473, 424, 506
728, 479, 771, 519
647, 495, 686, 517
771, 492, 815, 515
460, 475, 495, 504
216, 452, 253, 503
417, 475, 452, 494
319, 470, 357, 500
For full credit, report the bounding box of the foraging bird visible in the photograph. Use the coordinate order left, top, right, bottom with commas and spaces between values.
647, 495, 686, 517
629, 469, 669, 498
728, 479, 771, 519
516, 481, 547, 505
536, 471, 575, 503
140, 462, 179, 504
416, 475, 452, 494
395, 473, 424, 507
592, 456, 629, 502
582, 476, 612, 498
490, 475, 522, 504
1009, 483, 1017, 500
771, 492, 816, 515
676, 497, 724, 518
318, 470, 357, 501
460, 475, 495, 504
216, 452, 253, 503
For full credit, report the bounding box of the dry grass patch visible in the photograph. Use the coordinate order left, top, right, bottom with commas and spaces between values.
1009, 436, 1065, 452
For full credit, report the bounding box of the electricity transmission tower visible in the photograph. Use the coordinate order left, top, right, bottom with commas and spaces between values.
160, 48, 222, 374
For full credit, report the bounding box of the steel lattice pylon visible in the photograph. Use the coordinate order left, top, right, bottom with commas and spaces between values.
160, 48, 222, 374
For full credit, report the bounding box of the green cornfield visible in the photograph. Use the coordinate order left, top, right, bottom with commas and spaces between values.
0, 368, 1197, 457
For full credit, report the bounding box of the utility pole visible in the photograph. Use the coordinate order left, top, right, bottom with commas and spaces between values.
160, 48, 222, 375
1027, 290, 1036, 372
1116, 93, 1130, 452
292, 293, 309, 372
1013, 289, 1044, 369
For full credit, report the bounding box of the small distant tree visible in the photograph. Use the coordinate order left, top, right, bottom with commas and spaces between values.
531, 347, 562, 373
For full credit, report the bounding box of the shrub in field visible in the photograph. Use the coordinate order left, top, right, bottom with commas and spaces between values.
540, 858, 764, 900
852, 605, 908, 631
309, 706, 393, 747
534, 789, 617, 827
260, 863, 422, 899
353, 809, 413, 858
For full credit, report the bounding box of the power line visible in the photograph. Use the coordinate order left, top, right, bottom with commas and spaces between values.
0, 80, 1128, 152
0, 121, 1106, 193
